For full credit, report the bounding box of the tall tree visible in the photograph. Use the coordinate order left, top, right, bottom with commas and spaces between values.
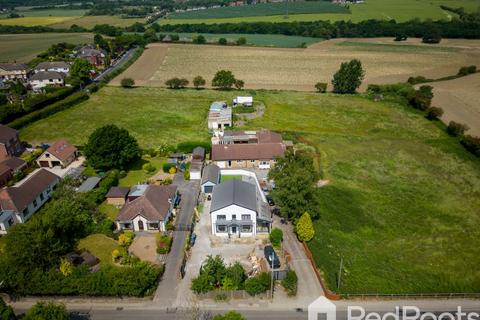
193, 76, 206, 89
332, 59, 365, 94
70, 59, 93, 84
212, 70, 237, 90
84, 125, 140, 170
268, 150, 319, 220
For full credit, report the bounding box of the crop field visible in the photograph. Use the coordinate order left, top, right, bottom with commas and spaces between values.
50, 15, 146, 29
161, 0, 480, 24
0, 33, 93, 63
168, 1, 348, 19
111, 39, 480, 91
426, 73, 480, 137
20, 86, 480, 293
0, 16, 78, 26
174, 33, 321, 47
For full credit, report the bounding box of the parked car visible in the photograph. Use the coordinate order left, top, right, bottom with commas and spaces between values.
266, 195, 275, 206
175, 193, 182, 207
264, 245, 281, 269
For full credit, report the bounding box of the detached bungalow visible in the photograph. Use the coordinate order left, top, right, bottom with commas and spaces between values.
0, 169, 60, 234
37, 140, 78, 168
29, 71, 65, 91
116, 185, 178, 232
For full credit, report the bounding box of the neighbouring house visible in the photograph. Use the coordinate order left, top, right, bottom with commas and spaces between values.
106, 186, 130, 206
210, 179, 271, 237
77, 176, 101, 193
192, 146, 206, 161
0, 169, 60, 234
116, 185, 178, 232
211, 129, 289, 169
36, 139, 78, 168
0, 63, 29, 82
75, 45, 107, 68
29, 71, 65, 91
0, 125, 24, 161
34, 61, 70, 74
189, 160, 203, 180
233, 96, 253, 107
0, 157, 27, 187
201, 164, 220, 193
128, 184, 149, 202
208, 101, 232, 130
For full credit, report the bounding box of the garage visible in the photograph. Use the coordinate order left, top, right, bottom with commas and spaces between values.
39, 161, 50, 167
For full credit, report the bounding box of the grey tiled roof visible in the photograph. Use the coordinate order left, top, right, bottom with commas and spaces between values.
201, 164, 220, 185
210, 180, 257, 213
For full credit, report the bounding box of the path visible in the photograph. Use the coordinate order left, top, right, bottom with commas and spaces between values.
153, 173, 200, 304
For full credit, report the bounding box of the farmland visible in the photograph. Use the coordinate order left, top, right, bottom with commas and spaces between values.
0, 33, 93, 63
161, 0, 480, 24
0, 8, 86, 26
20, 86, 480, 293
173, 33, 321, 48
51, 15, 145, 29
168, 1, 348, 19
111, 39, 480, 91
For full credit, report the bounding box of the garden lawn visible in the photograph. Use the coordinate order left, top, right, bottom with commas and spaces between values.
20, 86, 246, 148
119, 156, 167, 187
99, 201, 120, 221
220, 175, 242, 182
246, 91, 480, 294
77, 234, 121, 266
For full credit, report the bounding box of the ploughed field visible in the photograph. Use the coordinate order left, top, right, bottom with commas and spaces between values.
111, 38, 480, 91
20, 86, 480, 293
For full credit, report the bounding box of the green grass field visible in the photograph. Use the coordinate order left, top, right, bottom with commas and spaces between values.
220, 175, 242, 182
0, 8, 87, 18
50, 15, 146, 29
119, 156, 167, 187
169, 1, 348, 19
0, 33, 93, 63
174, 33, 321, 47
77, 234, 120, 266
19, 86, 480, 293
161, 0, 480, 24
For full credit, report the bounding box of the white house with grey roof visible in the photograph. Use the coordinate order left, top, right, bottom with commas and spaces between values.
210, 179, 271, 237
29, 71, 65, 91
34, 61, 69, 74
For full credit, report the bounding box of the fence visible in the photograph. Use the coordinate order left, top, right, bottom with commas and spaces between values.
196, 290, 271, 300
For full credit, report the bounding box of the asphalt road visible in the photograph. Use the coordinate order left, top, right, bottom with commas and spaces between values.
154, 173, 200, 304
94, 46, 138, 82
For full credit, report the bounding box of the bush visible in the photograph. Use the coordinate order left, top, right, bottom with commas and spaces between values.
447, 121, 469, 137
0, 297, 15, 320
218, 37, 228, 45
163, 162, 176, 173
193, 75, 206, 89
426, 106, 444, 120
176, 141, 211, 153
213, 311, 246, 320
407, 76, 432, 85
458, 65, 477, 76
23, 302, 68, 320
192, 34, 206, 44
118, 231, 135, 247
121, 77, 135, 88
165, 77, 189, 89
244, 272, 270, 296
142, 162, 156, 173
460, 135, 480, 157
236, 37, 247, 45
281, 269, 298, 296
315, 82, 327, 93
269, 228, 283, 248
156, 233, 173, 254
296, 211, 315, 242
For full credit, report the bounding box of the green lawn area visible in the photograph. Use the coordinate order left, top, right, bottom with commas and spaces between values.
99, 201, 120, 221
20, 86, 246, 148
220, 175, 242, 183
77, 234, 120, 266
0, 33, 93, 63
174, 33, 322, 48
245, 91, 480, 294
161, 0, 480, 24
119, 156, 167, 187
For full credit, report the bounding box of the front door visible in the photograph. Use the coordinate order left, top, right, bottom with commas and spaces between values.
138, 220, 144, 231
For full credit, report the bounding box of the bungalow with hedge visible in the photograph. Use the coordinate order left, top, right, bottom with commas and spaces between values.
116, 185, 178, 232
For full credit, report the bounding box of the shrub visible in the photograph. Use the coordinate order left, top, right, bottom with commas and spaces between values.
407, 76, 432, 85
394, 33, 407, 41
121, 77, 135, 88
315, 82, 327, 93
156, 234, 173, 254
213, 311, 246, 320
218, 37, 228, 45
0, 297, 15, 320
460, 135, 480, 157
244, 272, 270, 296
23, 302, 68, 320
409, 85, 433, 111
236, 37, 247, 45
192, 34, 206, 44
296, 212, 315, 242
269, 228, 283, 248
458, 65, 477, 76
142, 162, 156, 173
235, 79, 244, 90
176, 141, 211, 153
169, 166, 177, 174
426, 106, 444, 120
112, 249, 121, 261
118, 231, 135, 247
163, 163, 176, 173
59, 258, 73, 277
165, 77, 189, 89
281, 269, 298, 296
447, 121, 469, 137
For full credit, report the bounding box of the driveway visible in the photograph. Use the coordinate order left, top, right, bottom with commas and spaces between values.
153, 173, 200, 304
129, 234, 159, 265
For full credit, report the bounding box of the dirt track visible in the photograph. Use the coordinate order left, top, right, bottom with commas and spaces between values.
427, 73, 480, 137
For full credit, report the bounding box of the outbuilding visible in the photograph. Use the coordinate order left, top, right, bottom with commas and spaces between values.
201, 164, 220, 193
106, 186, 130, 206
233, 96, 253, 107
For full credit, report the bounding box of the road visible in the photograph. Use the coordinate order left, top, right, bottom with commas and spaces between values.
153, 173, 200, 305
94, 46, 138, 82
